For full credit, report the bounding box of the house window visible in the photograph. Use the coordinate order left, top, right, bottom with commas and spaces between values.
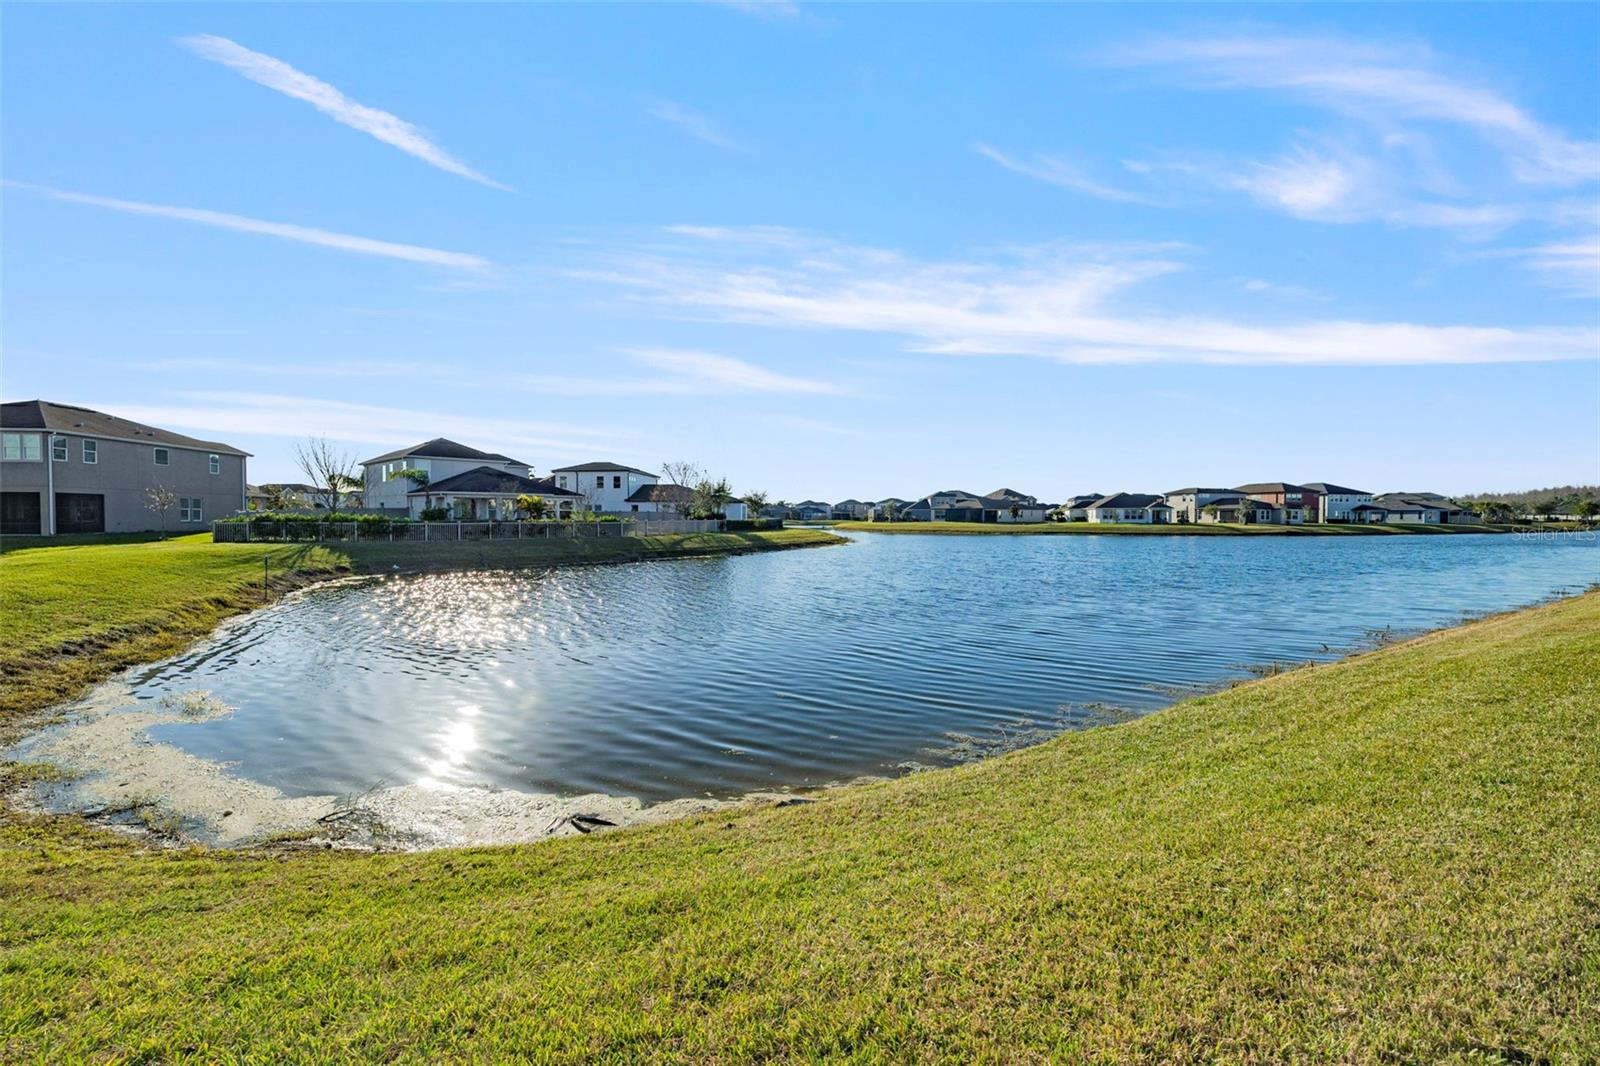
82, 440, 97, 464
179, 498, 204, 523
154, 448, 170, 466
209, 453, 220, 475
596, 475, 604, 488
52, 437, 69, 462
557, 475, 567, 488
613, 475, 622, 489
2, 432, 41, 461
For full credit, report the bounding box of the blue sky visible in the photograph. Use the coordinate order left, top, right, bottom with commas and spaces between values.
4, 2, 1597, 499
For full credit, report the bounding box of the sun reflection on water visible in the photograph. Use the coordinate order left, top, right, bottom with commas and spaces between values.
416, 702, 482, 789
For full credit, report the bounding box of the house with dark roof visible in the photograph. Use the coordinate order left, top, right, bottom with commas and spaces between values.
1300, 482, 1373, 523
896, 489, 980, 522
249, 482, 362, 511
410, 467, 583, 520
1055, 494, 1103, 521
1234, 482, 1319, 524
1355, 493, 1479, 525
791, 500, 833, 520
550, 461, 661, 513
1, 400, 248, 535
1163, 487, 1241, 524
864, 497, 908, 521
980, 487, 1050, 523
831, 499, 871, 520
1193, 494, 1280, 525
1086, 493, 1173, 524
624, 482, 694, 515
361, 438, 530, 514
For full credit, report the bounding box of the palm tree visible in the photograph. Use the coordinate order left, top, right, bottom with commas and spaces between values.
390, 468, 431, 513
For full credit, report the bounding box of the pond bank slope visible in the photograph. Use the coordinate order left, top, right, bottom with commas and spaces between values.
0, 528, 844, 729
3, 589, 1596, 1061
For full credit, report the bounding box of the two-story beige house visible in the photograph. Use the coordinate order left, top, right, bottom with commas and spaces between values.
1, 400, 248, 535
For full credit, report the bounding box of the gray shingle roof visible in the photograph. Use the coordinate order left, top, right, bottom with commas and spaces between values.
550, 461, 658, 476
1090, 493, 1170, 509
625, 483, 694, 504
1, 400, 249, 456
362, 437, 523, 466
1234, 482, 1309, 494
1301, 482, 1369, 495
414, 467, 581, 497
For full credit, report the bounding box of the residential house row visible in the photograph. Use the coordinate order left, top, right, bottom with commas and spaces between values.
807, 482, 1480, 526
360, 447, 748, 520
0, 402, 758, 534
0, 401, 1482, 534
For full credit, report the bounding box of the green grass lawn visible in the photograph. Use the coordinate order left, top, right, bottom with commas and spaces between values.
0, 528, 842, 728
836, 519, 1516, 535
2, 569, 1595, 1059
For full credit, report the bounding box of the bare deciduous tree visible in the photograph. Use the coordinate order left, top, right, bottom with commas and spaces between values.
145, 485, 177, 538
661, 460, 703, 487
295, 436, 361, 513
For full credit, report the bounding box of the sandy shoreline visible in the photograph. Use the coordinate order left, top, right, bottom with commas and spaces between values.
6, 680, 832, 851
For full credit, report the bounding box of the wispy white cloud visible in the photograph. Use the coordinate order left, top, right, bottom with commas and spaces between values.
177, 34, 509, 190
1237, 277, 1330, 303
577, 225, 1598, 367
1228, 144, 1375, 220
1105, 33, 1600, 186
702, 0, 803, 21
975, 143, 1153, 204
1506, 238, 1600, 298
12, 183, 490, 271
514, 347, 842, 397
100, 391, 632, 462
627, 347, 839, 393
641, 97, 743, 150
132, 356, 441, 379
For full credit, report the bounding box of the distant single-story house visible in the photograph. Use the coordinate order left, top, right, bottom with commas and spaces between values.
792, 500, 833, 520
980, 488, 1050, 523
251, 482, 360, 511
408, 466, 582, 519
625, 482, 694, 515
1055, 494, 1103, 522
1086, 493, 1173, 524
868, 497, 908, 519
1355, 493, 1479, 524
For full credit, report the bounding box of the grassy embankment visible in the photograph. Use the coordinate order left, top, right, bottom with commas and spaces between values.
1, 528, 1596, 1059
835, 519, 1527, 535
0, 527, 842, 729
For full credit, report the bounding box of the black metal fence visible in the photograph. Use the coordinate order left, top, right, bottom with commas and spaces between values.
211, 517, 747, 543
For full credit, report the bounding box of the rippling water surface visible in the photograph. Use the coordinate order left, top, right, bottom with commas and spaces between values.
119, 531, 1597, 802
